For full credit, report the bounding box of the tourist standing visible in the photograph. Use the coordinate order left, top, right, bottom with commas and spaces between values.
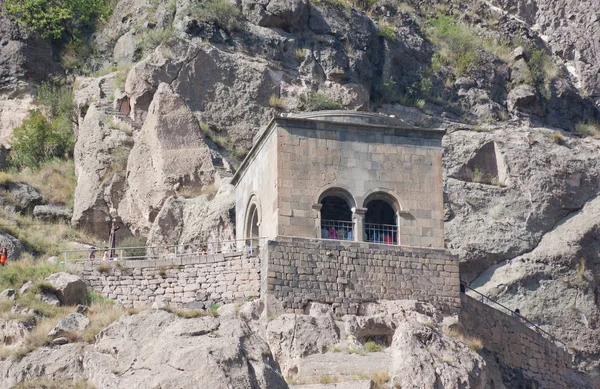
0, 247, 7, 266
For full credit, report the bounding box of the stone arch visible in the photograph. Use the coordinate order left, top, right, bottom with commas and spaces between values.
363, 190, 400, 245
244, 195, 261, 245
317, 187, 356, 241
317, 186, 357, 210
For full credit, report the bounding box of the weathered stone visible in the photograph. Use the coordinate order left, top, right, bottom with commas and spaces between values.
33, 205, 73, 222
0, 289, 16, 300
45, 273, 87, 306
48, 313, 90, 337
37, 291, 60, 307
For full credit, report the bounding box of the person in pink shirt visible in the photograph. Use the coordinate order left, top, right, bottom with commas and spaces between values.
329, 228, 338, 239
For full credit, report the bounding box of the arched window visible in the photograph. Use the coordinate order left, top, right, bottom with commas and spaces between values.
364, 194, 398, 245
319, 189, 355, 241
245, 202, 260, 249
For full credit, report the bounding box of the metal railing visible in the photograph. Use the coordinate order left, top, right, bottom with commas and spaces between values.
364, 223, 397, 245
61, 237, 267, 265
463, 284, 568, 351
320, 220, 354, 241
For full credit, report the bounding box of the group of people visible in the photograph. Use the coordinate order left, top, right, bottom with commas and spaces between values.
321, 227, 353, 241
88, 247, 118, 261
366, 231, 394, 244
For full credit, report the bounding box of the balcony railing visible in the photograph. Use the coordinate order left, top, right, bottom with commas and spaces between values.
320, 220, 354, 241
365, 223, 397, 245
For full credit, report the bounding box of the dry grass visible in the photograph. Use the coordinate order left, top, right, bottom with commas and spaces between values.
269, 95, 285, 109
0, 208, 100, 259
443, 326, 484, 352
13, 309, 75, 360
355, 371, 390, 388
82, 301, 126, 343
10, 159, 77, 207
550, 131, 565, 145
103, 117, 133, 136
295, 48, 306, 61
574, 120, 600, 138
96, 262, 111, 274
0, 260, 61, 291
576, 258, 587, 282
319, 374, 341, 384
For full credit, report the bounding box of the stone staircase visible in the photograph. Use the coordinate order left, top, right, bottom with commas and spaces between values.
97, 79, 140, 132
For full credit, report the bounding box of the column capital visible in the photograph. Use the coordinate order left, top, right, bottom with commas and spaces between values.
352, 207, 368, 215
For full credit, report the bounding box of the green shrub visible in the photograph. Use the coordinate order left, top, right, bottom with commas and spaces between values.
374, 79, 400, 104
190, 0, 241, 30
86, 291, 113, 305
425, 14, 482, 76
305, 93, 342, 111
4, 0, 113, 40
9, 83, 75, 169
364, 340, 384, 352
378, 22, 396, 42
136, 27, 174, 58
9, 110, 74, 169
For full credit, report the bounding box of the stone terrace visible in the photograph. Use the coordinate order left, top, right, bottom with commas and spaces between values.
76, 252, 260, 308
261, 237, 461, 315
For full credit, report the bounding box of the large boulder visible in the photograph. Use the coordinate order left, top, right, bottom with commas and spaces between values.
146, 184, 236, 248
266, 312, 340, 377
119, 83, 224, 236
0, 318, 35, 347
0, 309, 288, 389
33, 205, 73, 223
48, 313, 89, 337
506, 84, 537, 112
0, 232, 23, 260
388, 322, 489, 389
44, 273, 87, 306
5, 182, 44, 213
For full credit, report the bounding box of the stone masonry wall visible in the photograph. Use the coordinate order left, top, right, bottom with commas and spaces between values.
76, 252, 260, 308
459, 294, 572, 388
275, 117, 445, 248
261, 237, 460, 315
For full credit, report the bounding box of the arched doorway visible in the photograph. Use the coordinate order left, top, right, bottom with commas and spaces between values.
319, 189, 355, 241
364, 194, 398, 245
245, 203, 260, 249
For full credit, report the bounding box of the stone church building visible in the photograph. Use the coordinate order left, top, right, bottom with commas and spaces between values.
232, 111, 445, 249
232, 111, 459, 314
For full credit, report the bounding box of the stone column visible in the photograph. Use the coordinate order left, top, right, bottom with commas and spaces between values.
312, 204, 322, 239
352, 207, 367, 242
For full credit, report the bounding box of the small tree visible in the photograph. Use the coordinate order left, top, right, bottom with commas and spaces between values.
4, 0, 112, 40
10, 110, 74, 169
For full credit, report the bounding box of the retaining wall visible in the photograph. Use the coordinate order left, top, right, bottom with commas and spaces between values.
261, 237, 460, 315
76, 252, 261, 308
459, 294, 572, 388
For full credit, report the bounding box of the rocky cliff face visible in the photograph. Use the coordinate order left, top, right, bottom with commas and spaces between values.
2, 0, 600, 383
